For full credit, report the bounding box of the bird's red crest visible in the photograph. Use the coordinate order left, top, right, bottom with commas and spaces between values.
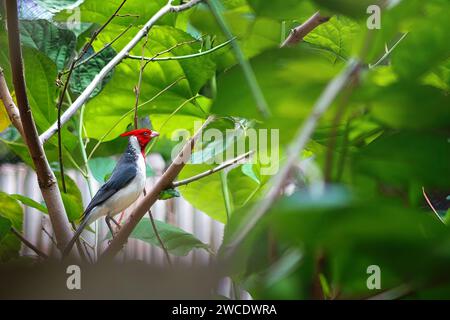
120, 128, 159, 154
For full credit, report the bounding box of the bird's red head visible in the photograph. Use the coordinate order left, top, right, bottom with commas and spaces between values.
120, 128, 159, 153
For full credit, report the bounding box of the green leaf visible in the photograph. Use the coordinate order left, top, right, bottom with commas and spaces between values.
54, 172, 84, 222
304, 16, 360, 61
10, 194, 48, 214
241, 163, 260, 184
56, 0, 177, 27
354, 131, 450, 189
178, 162, 261, 223
88, 157, 116, 183
0, 192, 23, 261
367, 83, 450, 129
391, 3, 450, 81
248, 0, 317, 20
159, 188, 180, 200
127, 218, 210, 256
20, 19, 76, 71
0, 216, 12, 242
312, 0, 384, 19
22, 47, 58, 131
69, 46, 116, 98
189, 5, 281, 69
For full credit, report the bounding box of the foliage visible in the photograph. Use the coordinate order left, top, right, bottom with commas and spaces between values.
0, 0, 449, 299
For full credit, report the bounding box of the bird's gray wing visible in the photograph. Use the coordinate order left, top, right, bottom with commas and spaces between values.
81, 161, 137, 220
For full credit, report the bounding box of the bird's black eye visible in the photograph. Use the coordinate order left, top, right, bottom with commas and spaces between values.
144, 131, 149, 136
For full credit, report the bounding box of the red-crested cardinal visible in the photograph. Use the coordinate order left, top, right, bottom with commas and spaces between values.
63, 128, 159, 257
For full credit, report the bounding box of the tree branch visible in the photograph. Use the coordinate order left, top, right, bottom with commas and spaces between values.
172, 150, 254, 188
223, 60, 361, 258
10, 227, 49, 259
100, 115, 214, 260
39, 0, 204, 144
281, 12, 330, 48
5, 0, 77, 256
126, 38, 234, 62
0, 67, 25, 137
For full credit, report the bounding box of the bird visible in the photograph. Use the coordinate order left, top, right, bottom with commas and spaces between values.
63, 128, 159, 257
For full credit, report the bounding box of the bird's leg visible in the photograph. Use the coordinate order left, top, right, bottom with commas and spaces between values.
105, 216, 115, 239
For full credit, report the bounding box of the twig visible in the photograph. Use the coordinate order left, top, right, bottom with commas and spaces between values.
0, 67, 25, 137
369, 33, 408, 68
281, 12, 330, 48
11, 227, 48, 259
39, 0, 204, 144
41, 226, 57, 246
323, 84, 356, 182
206, 0, 271, 119
61, 24, 134, 75
126, 38, 234, 62
5, 0, 77, 256
223, 60, 361, 257
422, 187, 444, 224
148, 210, 172, 266
172, 150, 254, 188
100, 115, 214, 260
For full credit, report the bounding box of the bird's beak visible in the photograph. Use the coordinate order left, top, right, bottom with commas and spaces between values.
150, 131, 160, 138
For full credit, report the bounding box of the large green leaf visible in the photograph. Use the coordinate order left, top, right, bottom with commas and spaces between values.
10, 194, 48, 214
391, 4, 450, 81
189, 5, 281, 69
304, 15, 360, 61
177, 162, 261, 223
22, 47, 58, 131
69, 46, 116, 98
88, 157, 117, 183
54, 172, 84, 222
312, 0, 384, 19
354, 131, 450, 189
55, 0, 176, 27
127, 218, 210, 256
367, 83, 450, 129
20, 19, 76, 71
248, 0, 316, 20
0, 192, 23, 261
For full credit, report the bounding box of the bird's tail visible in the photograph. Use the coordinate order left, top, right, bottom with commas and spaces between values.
63, 216, 91, 258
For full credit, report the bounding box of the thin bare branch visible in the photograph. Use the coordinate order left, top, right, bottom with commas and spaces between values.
281, 12, 330, 48
39, 0, 204, 144
11, 227, 48, 259
422, 187, 445, 224
172, 150, 254, 188
126, 38, 234, 62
